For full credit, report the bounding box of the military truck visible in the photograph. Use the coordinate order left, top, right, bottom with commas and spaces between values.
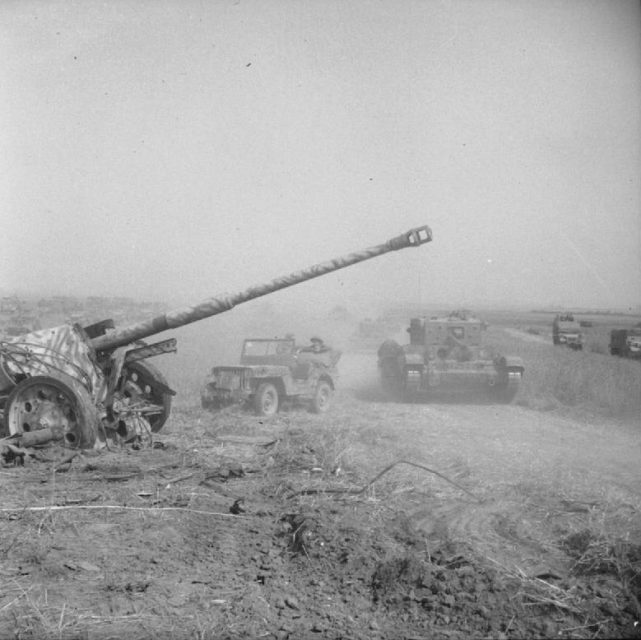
201, 337, 340, 416
377, 310, 524, 402
609, 325, 641, 359
552, 313, 583, 350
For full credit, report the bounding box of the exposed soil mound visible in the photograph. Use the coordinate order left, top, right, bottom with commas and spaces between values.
1, 390, 641, 639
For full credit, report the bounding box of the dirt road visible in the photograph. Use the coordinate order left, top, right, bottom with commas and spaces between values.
1, 350, 640, 639
342, 350, 641, 565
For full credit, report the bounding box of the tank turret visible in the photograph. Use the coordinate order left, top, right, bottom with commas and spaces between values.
0, 226, 431, 449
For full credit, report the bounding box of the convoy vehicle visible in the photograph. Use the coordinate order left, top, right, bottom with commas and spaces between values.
201, 337, 340, 416
552, 313, 583, 350
377, 310, 524, 402
609, 325, 641, 359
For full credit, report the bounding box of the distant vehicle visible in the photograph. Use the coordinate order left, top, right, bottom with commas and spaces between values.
201, 337, 341, 416
377, 310, 524, 403
609, 325, 641, 359
552, 313, 583, 350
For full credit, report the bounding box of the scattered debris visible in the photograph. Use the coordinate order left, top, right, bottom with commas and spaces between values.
230, 498, 246, 514
287, 459, 481, 502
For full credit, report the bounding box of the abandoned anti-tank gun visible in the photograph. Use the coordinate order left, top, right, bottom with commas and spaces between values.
0, 226, 431, 449
377, 309, 524, 403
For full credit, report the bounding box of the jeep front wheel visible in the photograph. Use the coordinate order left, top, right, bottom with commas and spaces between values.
253, 383, 279, 417
311, 381, 332, 414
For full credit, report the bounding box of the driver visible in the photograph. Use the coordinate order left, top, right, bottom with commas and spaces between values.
302, 336, 328, 353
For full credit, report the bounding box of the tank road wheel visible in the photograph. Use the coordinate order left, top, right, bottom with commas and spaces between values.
121, 361, 173, 433
253, 382, 279, 417
4, 375, 98, 449
311, 380, 333, 414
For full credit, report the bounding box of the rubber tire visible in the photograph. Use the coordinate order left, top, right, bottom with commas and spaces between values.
201, 396, 217, 410
311, 381, 332, 414
201, 392, 223, 411
3, 374, 98, 449
121, 361, 172, 433
253, 382, 279, 417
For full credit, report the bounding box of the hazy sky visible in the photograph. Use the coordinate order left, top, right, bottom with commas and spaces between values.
1, 0, 640, 314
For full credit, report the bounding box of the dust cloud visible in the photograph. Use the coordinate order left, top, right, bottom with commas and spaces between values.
154, 300, 378, 399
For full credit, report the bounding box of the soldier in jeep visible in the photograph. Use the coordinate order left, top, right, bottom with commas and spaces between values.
301, 336, 330, 354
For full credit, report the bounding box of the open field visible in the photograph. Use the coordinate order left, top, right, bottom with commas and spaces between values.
482, 309, 641, 357
1, 318, 640, 639
484, 326, 641, 420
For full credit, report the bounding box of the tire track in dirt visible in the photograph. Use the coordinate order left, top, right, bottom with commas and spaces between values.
338, 348, 641, 582
411, 493, 571, 577
381, 400, 641, 577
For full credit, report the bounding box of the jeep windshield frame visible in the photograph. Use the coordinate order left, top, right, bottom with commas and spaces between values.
241, 338, 296, 360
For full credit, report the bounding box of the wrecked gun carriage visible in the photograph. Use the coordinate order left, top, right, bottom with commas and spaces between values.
0, 226, 432, 449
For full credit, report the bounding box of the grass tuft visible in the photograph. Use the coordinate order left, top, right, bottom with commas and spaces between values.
487, 328, 641, 419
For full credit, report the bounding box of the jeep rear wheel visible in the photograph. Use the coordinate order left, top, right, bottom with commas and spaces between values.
311, 381, 332, 414
254, 383, 279, 417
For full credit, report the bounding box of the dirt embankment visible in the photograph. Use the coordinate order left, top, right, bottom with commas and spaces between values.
1, 352, 640, 639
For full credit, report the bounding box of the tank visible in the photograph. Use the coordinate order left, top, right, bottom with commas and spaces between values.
0, 225, 431, 448
377, 309, 524, 403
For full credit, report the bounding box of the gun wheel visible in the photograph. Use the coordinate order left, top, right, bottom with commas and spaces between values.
311, 381, 332, 414
120, 361, 172, 433
253, 383, 279, 417
3, 375, 97, 449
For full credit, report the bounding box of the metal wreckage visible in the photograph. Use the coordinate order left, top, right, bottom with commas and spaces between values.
0, 226, 431, 455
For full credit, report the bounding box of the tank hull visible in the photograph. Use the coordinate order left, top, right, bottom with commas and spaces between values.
378, 313, 524, 403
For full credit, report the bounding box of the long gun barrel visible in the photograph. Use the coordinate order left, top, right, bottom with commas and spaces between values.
91, 225, 432, 352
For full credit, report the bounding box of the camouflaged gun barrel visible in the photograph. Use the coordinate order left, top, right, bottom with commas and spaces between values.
90, 225, 432, 352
